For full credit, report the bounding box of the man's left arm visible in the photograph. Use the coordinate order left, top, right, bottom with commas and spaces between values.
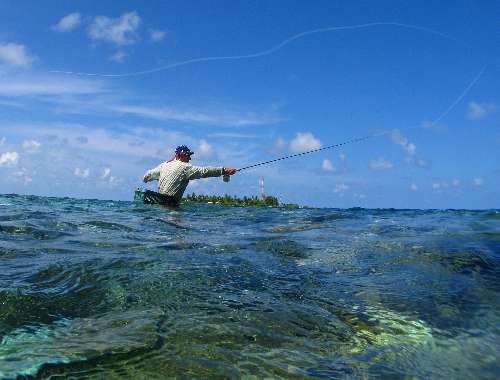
143, 164, 162, 182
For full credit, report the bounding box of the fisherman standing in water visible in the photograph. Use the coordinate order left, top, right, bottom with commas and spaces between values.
142, 145, 238, 206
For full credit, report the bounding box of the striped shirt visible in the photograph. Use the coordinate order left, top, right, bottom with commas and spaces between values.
143, 160, 224, 201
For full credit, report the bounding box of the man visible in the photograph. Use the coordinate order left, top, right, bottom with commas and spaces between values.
142, 145, 238, 205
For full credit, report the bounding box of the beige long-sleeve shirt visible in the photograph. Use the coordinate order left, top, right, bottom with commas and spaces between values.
142, 160, 224, 201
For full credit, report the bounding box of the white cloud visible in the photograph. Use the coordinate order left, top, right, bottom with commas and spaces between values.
0, 42, 36, 67
7, 122, 187, 159
88, 12, 141, 45
322, 159, 334, 172
473, 177, 484, 186
110, 50, 127, 63
369, 157, 393, 170
391, 130, 416, 157
74, 167, 90, 178
0, 75, 105, 96
0, 137, 5, 146
149, 29, 166, 42
53, 13, 81, 32
11, 167, 32, 184
467, 101, 496, 120
0, 151, 19, 166
452, 179, 460, 187
416, 159, 426, 167
100, 168, 118, 183
422, 120, 447, 131
339, 152, 346, 161
209, 132, 261, 139
111, 104, 279, 127
410, 183, 418, 191
22, 139, 41, 152
432, 181, 449, 191
289, 132, 321, 153
275, 137, 286, 150
197, 139, 213, 156
101, 167, 111, 179
390, 129, 427, 167
334, 183, 349, 193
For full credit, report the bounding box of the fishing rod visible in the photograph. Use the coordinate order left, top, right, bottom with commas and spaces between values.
236, 63, 487, 173
238, 132, 384, 172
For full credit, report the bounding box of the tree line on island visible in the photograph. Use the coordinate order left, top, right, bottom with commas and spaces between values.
183, 192, 300, 208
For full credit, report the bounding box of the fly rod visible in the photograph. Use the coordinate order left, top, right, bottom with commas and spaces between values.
238, 133, 382, 172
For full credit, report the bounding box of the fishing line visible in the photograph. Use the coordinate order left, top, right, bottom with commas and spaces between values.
48, 20, 486, 172
50, 22, 467, 77
238, 64, 487, 171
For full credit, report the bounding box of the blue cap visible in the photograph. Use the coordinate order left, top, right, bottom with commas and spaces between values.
175, 145, 194, 156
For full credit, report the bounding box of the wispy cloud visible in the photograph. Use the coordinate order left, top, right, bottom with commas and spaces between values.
101, 167, 111, 179
473, 177, 484, 186
208, 132, 262, 139
149, 29, 166, 42
275, 137, 286, 150
390, 129, 425, 167
197, 139, 213, 157
333, 183, 349, 195
53, 13, 82, 32
369, 157, 393, 170
467, 101, 496, 120
322, 159, 334, 172
422, 120, 447, 132
0, 43, 36, 68
290, 132, 321, 152
0, 75, 105, 97
88, 12, 141, 45
110, 50, 127, 63
110, 104, 280, 127
0, 151, 19, 166
74, 167, 90, 178
22, 139, 41, 153
410, 183, 418, 191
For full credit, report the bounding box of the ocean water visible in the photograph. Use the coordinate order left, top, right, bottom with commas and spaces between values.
0, 194, 499, 379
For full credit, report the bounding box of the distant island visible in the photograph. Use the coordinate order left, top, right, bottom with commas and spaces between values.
183, 193, 300, 208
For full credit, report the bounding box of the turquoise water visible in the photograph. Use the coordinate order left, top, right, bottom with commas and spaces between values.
0, 193, 499, 379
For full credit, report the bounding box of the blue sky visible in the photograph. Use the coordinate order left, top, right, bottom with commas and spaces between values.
0, 0, 498, 208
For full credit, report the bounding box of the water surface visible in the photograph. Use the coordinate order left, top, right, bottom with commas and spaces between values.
1, 194, 499, 379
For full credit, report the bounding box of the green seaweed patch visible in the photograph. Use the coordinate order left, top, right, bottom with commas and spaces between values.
253, 236, 310, 259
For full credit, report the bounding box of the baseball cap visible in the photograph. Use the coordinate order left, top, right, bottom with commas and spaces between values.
175, 145, 194, 156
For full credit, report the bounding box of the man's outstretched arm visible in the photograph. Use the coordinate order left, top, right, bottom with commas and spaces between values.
186, 165, 238, 180
143, 164, 162, 183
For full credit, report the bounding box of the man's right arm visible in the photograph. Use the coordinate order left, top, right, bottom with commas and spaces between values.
143, 164, 162, 182
186, 165, 238, 180
186, 165, 224, 180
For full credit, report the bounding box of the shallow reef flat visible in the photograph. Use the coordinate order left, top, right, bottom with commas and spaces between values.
0, 194, 499, 379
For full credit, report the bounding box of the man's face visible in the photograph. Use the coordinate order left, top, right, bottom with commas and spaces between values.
177, 153, 191, 162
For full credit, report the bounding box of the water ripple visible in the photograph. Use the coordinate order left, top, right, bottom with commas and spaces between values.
0, 194, 498, 378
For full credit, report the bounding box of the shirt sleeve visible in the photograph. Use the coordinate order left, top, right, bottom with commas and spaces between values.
186, 165, 224, 180
142, 164, 162, 182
